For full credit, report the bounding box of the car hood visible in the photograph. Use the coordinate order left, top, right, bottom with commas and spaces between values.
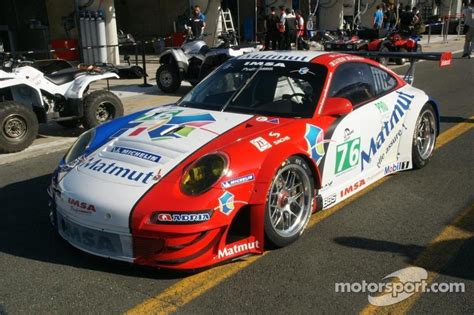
56, 106, 253, 232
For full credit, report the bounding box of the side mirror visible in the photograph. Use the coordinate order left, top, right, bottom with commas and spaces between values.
320, 97, 353, 117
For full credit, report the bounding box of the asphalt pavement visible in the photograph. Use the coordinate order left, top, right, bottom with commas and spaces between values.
0, 49, 472, 314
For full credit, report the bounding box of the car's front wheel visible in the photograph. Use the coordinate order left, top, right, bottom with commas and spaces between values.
264, 156, 314, 248
156, 64, 181, 93
412, 103, 437, 169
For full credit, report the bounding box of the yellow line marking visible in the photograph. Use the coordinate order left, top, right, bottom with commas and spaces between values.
126, 116, 474, 315
359, 203, 474, 315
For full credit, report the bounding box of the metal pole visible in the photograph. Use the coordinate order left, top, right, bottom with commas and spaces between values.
427, 24, 431, 45
255, 0, 258, 42
139, 40, 152, 87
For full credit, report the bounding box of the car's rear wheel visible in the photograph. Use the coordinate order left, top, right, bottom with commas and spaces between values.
264, 156, 314, 247
412, 103, 437, 169
378, 46, 390, 65
156, 64, 181, 93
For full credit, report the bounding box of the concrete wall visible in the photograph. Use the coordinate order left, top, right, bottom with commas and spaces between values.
45, 0, 77, 40
319, 0, 345, 29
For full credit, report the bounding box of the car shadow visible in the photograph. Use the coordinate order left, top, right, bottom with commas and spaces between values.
333, 204, 474, 281
0, 173, 190, 280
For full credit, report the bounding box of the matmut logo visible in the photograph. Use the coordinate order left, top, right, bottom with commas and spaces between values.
68, 198, 96, 213
217, 241, 260, 259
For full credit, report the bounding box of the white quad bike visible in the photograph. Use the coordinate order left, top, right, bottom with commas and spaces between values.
156, 32, 262, 93
0, 55, 124, 153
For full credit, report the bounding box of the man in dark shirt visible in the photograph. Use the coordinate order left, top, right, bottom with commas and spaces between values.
265, 7, 279, 50
186, 8, 205, 38
400, 5, 414, 33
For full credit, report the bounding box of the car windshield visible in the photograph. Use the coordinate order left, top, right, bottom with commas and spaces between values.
178, 59, 328, 118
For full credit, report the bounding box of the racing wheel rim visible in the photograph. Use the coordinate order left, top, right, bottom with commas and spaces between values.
3, 114, 27, 141
159, 70, 173, 88
96, 102, 113, 123
268, 163, 312, 238
415, 109, 436, 160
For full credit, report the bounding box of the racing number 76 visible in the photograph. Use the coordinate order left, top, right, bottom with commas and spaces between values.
335, 137, 361, 174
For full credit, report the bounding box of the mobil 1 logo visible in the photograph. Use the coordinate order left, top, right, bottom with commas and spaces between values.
335, 137, 361, 175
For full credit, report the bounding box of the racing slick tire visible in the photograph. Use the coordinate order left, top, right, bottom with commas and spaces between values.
156, 64, 181, 93
378, 46, 390, 66
82, 90, 124, 129
412, 103, 437, 169
264, 156, 315, 248
396, 48, 408, 65
0, 101, 39, 153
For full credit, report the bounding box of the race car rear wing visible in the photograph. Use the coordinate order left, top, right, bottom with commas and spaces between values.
345, 51, 452, 84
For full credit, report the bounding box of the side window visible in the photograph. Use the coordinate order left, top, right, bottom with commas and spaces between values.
328, 63, 376, 106
370, 66, 397, 95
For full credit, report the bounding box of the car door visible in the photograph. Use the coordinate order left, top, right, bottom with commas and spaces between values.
318, 62, 387, 206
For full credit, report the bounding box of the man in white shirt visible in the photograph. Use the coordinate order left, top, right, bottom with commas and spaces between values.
462, 0, 474, 58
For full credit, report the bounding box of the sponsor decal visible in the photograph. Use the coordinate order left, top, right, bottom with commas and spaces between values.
219, 191, 235, 215
256, 116, 279, 124
361, 91, 415, 171
273, 135, 290, 145
269, 131, 281, 138
298, 67, 309, 75
376, 123, 407, 168
67, 198, 96, 213
250, 137, 272, 152
374, 101, 389, 113
328, 55, 364, 67
384, 161, 410, 175
343, 128, 354, 141
153, 211, 212, 224
58, 217, 117, 253
78, 157, 155, 184
239, 54, 308, 61
340, 179, 366, 197
335, 137, 361, 175
323, 193, 337, 208
221, 174, 255, 189
305, 124, 325, 165
113, 109, 216, 141
244, 61, 286, 68
217, 240, 260, 259
111, 146, 161, 163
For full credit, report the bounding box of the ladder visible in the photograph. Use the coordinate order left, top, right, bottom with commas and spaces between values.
214, 7, 238, 46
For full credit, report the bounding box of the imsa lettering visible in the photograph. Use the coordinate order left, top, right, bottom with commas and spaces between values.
340, 179, 366, 198
68, 198, 96, 213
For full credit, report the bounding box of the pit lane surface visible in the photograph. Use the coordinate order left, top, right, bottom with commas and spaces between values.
0, 55, 472, 314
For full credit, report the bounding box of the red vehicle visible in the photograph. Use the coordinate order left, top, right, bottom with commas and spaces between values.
367, 31, 422, 65
49, 50, 451, 270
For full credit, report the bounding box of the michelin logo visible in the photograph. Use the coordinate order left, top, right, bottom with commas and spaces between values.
221, 174, 255, 189
111, 146, 161, 163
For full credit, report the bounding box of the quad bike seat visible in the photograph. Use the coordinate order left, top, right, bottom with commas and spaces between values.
44, 68, 87, 85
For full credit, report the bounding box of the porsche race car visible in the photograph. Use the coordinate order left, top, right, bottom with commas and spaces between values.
48, 50, 452, 270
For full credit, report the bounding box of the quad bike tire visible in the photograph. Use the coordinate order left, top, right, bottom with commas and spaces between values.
156, 64, 181, 93
82, 90, 124, 129
396, 48, 408, 65
378, 45, 390, 66
0, 101, 39, 153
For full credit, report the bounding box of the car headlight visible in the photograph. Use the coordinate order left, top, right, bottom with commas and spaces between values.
181, 153, 228, 195
64, 129, 95, 164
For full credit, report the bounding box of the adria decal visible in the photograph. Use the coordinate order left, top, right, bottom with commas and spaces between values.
151, 211, 212, 224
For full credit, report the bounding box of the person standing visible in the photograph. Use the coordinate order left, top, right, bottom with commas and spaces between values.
400, 5, 414, 33
295, 10, 306, 50
278, 6, 287, 49
285, 8, 297, 49
194, 5, 206, 30
265, 7, 279, 50
462, 0, 474, 58
374, 6, 384, 29
385, 4, 397, 31
186, 7, 205, 38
